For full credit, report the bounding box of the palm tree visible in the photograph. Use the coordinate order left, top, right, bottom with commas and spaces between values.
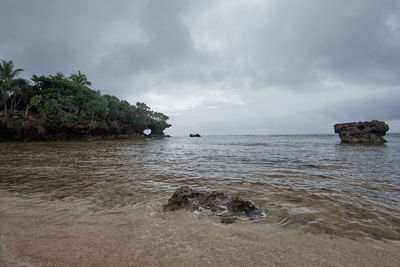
52, 72, 66, 79
69, 71, 92, 87
0, 60, 24, 120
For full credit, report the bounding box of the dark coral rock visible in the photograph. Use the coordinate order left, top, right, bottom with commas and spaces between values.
220, 216, 237, 224
227, 197, 264, 218
334, 120, 389, 144
163, 186, 266, 223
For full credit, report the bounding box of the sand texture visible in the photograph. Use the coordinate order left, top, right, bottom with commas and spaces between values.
1, 192, 399, 267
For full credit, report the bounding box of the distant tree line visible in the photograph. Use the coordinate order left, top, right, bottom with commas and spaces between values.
0, 59, 170, 139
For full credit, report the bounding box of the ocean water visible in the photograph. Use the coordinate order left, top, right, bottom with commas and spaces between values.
1, 134, 399, 240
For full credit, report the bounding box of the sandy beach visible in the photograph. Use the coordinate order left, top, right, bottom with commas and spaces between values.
1, 192, 399, 267
2, 0, 400, 265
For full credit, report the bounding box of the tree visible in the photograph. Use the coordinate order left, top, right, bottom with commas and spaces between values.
24, 95, 42, 118
51, 72, 66, 80
69, 71, 92, 87
86, 93, 109, 123
9, 78, 30, 112
1, 61, 171, 138
0, 59, 24, 120
136, 102, 152, 128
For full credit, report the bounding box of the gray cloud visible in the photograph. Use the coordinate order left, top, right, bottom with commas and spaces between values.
1, 0, 399, 134
323, 87, 400, 122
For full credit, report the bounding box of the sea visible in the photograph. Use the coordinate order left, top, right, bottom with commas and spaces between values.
1, 134, 400, 241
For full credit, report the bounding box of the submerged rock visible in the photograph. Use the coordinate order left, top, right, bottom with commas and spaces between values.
334, 120, 389, 145
163, 186, 265, 224
220, 216, 237, 224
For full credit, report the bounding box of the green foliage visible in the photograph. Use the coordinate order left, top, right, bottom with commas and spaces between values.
1, 60, 170, 136
0, 59, 27, 121
69, 71, 92, 87
0, 60, 25, 103
0, 60, 24, 83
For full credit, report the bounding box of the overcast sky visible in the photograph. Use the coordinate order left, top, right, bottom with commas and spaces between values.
1, 0, 399, 135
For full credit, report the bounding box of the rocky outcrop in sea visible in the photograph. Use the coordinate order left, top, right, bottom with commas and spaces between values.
334, 120, 389, 144
163, 186, 266, 224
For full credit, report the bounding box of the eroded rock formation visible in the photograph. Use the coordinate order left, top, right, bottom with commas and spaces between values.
334, 120, 389, 144
163, 186, 266, 224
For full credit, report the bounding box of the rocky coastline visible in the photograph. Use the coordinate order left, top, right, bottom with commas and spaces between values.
0, 60, 171, 142
0, 118, 168, 142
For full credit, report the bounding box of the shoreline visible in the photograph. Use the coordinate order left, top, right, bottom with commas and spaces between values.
1, 191, 399, 266
0, 133, 168, 142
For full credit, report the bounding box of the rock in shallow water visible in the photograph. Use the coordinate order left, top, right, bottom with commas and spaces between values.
334, 120, 389, 145
163, 186, 266, 224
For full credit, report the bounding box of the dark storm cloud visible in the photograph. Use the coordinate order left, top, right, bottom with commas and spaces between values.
0, 0, 192, 84
0, 0, 114, 73
95, 0, 193, 81
1, 0, 399, 134
202, 0, 400, 89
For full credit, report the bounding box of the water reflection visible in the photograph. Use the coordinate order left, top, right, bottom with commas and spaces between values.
1, 134, 400, 239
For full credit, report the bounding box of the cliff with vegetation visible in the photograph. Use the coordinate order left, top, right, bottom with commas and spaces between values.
0, 60, 170, 141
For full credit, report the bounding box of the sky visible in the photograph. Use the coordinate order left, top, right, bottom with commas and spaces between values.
1, 0, 399, 135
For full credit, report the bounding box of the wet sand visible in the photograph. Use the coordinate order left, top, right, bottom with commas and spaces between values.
1, 192, 399, 266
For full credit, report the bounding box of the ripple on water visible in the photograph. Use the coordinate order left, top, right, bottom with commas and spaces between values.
0, 135, 400, 240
